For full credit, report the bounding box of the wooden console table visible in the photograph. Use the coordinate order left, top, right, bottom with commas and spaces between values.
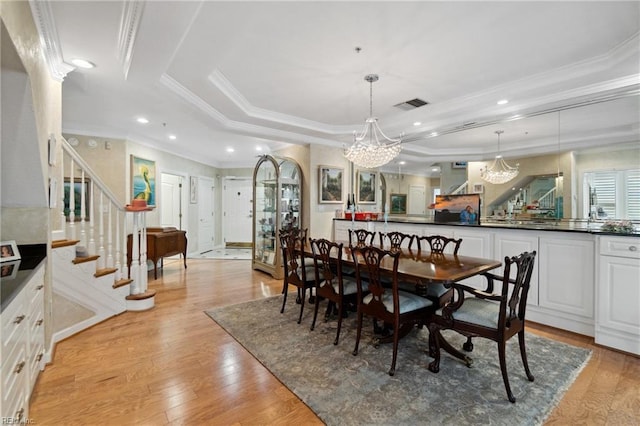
127, 227, 187, 279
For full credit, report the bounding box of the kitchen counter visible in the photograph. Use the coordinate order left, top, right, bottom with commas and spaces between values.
1, 243, 46, 313
334, 217, 639, 237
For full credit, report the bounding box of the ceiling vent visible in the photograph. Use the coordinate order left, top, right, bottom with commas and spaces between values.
394, 98, 429, 111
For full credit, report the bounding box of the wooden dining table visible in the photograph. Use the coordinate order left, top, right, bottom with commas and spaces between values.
303, 240, 502, 365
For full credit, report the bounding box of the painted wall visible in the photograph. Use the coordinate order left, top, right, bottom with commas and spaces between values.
1, 1, 63, 353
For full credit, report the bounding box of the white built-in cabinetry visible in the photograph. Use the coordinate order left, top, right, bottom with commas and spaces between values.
1, 262, 45, 422
334, 219, 639, 355
596, 236, 640, 355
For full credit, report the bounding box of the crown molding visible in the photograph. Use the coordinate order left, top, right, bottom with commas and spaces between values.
117, 0, 145, 80
29, 0, 74, 82
160, 73, 342, 147
208, 69, 350, 135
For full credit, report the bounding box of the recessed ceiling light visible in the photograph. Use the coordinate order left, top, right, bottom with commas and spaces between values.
431, 167, 440, 172
256, 146, 263, 151
510, 114, 521, 120
497, 99, 509, 105
430, 132, 438, 137
399, 161, 406, 165
136, 117, 149, 124
226, 147, 234, 153
413, 122, 421, 126
71, 58, 95, 69
168, 135, 177, 140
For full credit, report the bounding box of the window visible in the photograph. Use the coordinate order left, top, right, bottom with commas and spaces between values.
584, 169, 640, 220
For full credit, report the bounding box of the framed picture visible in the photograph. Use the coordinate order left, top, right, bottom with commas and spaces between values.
318, 166, 343, 204
472, 183, 485, 194
190, 176, 198, 204
1, 241, 20, 262
357, 171, 376, 204
131, 155, 156, 207
1, 260, 20, 279
452, 161, 467, 169
390, 193, 407, 214
64, 178, 91, 221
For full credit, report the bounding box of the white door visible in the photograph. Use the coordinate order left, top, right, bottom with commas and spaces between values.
198, 177, 215, 253
160, 173, 183, 229
408, 185, 426, 215
223, 177, 253, 245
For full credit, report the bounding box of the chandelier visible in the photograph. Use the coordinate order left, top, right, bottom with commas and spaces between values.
480, 130, 519, 184
344, 74, 402, 169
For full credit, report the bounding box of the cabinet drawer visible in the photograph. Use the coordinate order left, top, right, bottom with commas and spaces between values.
1, 341, 27, 404
600, 236, 640, 259
2, 291, 27, 354
1, 380, 27, 423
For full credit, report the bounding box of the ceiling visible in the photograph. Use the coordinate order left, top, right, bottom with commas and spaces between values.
31, 1, 640, 175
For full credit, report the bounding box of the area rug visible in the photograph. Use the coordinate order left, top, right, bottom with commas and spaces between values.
205, 296, 591, 426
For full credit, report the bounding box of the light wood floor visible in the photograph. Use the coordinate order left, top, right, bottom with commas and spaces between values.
30, 259, 639, 425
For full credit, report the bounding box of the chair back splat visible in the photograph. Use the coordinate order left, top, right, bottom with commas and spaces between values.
416, 235, 462, 255
428, 250, 537, 403
379, 231, 416, 251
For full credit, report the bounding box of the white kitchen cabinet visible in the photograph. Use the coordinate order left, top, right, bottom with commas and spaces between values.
1, 261, 45, 422
596, 235, 640, 355
536, 233, 595, 336
452, 227, 494, 289
493, 229, 539, 307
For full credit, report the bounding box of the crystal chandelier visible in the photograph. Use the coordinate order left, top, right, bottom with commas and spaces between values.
344, 74, 402, 169
480, 130, 519, 184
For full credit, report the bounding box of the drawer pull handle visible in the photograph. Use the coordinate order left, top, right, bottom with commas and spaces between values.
14, 315, 25, 324
36, 284, 44, 290
37, 353, 44, 362
36, 319, 44, 326
15, 408, 24, 422
630, 246, 638, 252
14, 361, 25, 374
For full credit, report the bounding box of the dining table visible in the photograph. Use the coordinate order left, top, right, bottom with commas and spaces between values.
303, 240, 502, 366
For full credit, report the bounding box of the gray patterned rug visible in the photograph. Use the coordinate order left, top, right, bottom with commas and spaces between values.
205, 296, 591, 426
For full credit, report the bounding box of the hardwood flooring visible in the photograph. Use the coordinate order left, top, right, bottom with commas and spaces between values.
30, 259, 639, 425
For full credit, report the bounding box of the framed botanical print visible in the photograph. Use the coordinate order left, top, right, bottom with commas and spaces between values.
390, 193, 407, 214
131, 155, 156, 207
318, 166, 343, 204
190, 176, 198, 203
357, 171, 376, 204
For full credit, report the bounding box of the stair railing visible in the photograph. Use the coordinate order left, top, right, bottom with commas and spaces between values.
58, 138, 141, 287
449, 180, 469, 195
537, 187, 557, 209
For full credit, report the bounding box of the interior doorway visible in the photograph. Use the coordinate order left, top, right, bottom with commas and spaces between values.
408, 185, 426, 215
222, 177, 253, 247
198, 176, 215, 253
160, 173, 184, 229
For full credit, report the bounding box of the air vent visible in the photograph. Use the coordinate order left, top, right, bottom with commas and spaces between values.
394, 98, 429, 111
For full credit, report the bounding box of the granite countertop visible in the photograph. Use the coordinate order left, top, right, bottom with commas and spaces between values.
334, 217, 640, 237
1, 244, 47, 313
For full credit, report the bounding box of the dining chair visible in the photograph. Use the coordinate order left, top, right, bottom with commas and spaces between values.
414, 235, 463, 307
351, 245, 434, 376
348, 228, 376, 247
279, 228, 316, 324
427, 250, 537, 403
379, 231, 416, 251
310, 238, 361, 345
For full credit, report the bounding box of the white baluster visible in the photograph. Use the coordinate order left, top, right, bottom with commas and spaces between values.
139, 212, 148, 293
69, 159, 76, 240
79, 170, 87, 249
130, 212, 140, 294
97, 192, 105, 269
114, 210, 122, 281
88, 181, 96, 254
123, 211, 128, 280
60, 151, 66, 234
107, 202, 114, 268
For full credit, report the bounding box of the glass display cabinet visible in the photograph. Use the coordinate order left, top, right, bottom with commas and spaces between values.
252, 155, 302, 279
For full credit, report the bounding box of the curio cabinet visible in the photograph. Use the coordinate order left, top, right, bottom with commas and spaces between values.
252, 155, 302, 279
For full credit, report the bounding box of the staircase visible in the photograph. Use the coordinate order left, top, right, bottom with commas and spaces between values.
50, 138, 155, 345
